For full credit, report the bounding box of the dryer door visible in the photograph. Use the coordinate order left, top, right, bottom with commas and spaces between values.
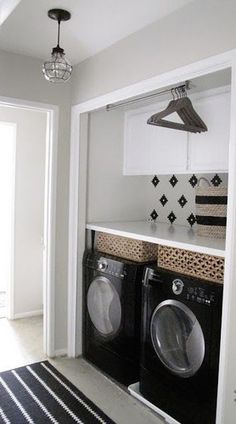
151, 299, 205, 378
87, 276, 122, 338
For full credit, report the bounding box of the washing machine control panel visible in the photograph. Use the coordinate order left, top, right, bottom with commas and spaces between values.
169, 275, 218, 306
97, 257, 126, 278
186, 285, 217, 305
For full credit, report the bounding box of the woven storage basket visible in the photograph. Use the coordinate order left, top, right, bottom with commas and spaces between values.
195, 178, 227, 239
158, 245, 224, 284
96, 232, 158, 262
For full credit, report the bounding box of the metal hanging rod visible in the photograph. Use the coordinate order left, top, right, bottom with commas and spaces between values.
106, 81, 191, 111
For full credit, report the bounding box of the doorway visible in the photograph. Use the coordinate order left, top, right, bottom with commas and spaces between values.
0, 122, 15, 319
0, 98, 58, 360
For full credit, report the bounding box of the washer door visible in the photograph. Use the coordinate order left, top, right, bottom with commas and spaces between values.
151, 299, 205, 378
87, 276, 122, 337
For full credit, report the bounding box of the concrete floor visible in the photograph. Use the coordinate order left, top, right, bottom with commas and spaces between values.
51, 357, 164, 424
0, 315, 46, 372
0, 316, 164, 424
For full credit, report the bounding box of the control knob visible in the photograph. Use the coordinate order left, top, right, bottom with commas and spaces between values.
172, 279, 184, 295
98, 261, 108, 271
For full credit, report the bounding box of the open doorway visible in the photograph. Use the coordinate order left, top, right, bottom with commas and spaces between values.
0, 106, 47, 370
0, 98, 58, 368
0, 122, 15, 319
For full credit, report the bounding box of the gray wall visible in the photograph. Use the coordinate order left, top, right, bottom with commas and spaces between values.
72, 0, 236, 104
0, 49, 71, 351
87, 109, 149, 223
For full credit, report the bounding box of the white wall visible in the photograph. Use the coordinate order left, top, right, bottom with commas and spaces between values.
0, 106, 47, 317
87, 109, 149, 222
0, 49, 71, 350
72, 0, 236, 104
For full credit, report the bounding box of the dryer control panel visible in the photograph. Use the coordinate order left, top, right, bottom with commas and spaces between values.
97, 257, 126, 278
170, 276, 221, 306
143, 266, 222, 307
185, 285, 217, 306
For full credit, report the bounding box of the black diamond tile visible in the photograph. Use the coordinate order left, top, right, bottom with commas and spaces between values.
151, 175, 160, 187
189, 174, 198, 188
211, 174, 222, 187
168, 211, 176, 224
160, 194, 168, 207
178, 195, 187, 208
169, 175, 178, 187
187, 213, 196, 227
150, 209, 158, 221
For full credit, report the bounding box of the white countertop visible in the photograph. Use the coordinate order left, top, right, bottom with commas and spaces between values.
86, 220, 225, 257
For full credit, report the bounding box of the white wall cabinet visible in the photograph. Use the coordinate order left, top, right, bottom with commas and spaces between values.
123, 90, 230, 175
123, 105, 188, 175
188, 92, 230, 171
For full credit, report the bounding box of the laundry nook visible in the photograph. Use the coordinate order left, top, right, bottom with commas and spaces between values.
69, 57, 236, 424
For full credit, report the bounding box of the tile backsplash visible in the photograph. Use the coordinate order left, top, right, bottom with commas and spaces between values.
148, 173, 228, 227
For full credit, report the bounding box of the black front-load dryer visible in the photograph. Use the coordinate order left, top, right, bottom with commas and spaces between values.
83, 250, 148, 386
140, 266, 223, 424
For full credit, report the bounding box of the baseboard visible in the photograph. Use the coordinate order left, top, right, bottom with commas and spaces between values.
13, 309, 43, 319
54, 348, 67, 357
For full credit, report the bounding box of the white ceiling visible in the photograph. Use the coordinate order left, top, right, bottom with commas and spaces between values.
0, 0, 194, 65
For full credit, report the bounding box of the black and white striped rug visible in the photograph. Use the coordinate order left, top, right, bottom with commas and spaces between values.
0, 361, 115, 423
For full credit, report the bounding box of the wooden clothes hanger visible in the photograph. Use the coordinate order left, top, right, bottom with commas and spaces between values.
147, 88, 208, 133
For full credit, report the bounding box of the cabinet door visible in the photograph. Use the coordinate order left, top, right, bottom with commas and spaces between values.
148, 112, 188, 174
123, 109, 150, 175
188, 92, 230, 172
124, 105, 188, 175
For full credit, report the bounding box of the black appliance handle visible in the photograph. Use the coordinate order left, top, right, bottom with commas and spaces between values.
91, 230, 95, 251
148, 277, 163, 286
143, 268, 162, 286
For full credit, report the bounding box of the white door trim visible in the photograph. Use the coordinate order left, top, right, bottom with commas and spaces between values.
68, 48, 236, 423
67, 112, 89, 357
43, 107, 58, 357
67, 110, 80, 357
0, 95, 59, 358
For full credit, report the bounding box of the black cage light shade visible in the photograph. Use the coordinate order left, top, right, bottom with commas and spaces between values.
43, 9, 72, 83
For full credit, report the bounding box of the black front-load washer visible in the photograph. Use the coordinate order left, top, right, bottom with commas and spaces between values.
140, 266, 223, 424
83, 250, 149, 386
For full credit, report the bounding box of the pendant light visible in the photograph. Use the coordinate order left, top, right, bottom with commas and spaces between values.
43, 9, 72, 83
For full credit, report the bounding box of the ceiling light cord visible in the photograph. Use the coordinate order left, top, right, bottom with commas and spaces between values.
57, 19, 61, 48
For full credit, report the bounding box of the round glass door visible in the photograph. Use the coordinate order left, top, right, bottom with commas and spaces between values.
87, 276, 122, 337
151, 300, 205, 378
